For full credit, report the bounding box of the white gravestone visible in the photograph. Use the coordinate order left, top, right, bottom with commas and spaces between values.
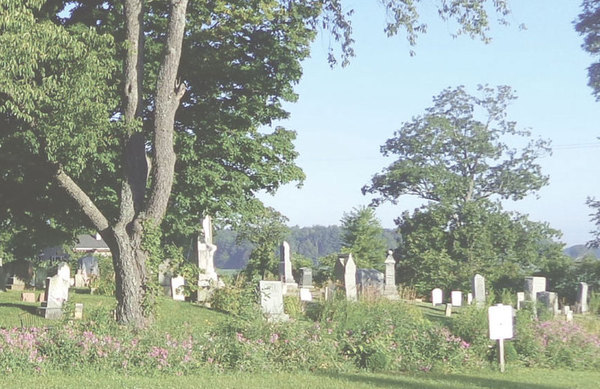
43, 274, 70, 319
334, 254, 357, 301
171, 275, 186, 301
74, 269, 86, 288
431, 288, 443, 306
383, 250, 399, 299
279, 241, 298, 294
472, 274, 486, 307
259, 281, 288, 321
196, 216, 222, 303
524, 276, 546, 302
300, 287, 313, 302
516, 292, 525, 310
451, 291, 463, 307
57, 262, 71, 282
577, 282, 589, 314
467, 292, 473, 305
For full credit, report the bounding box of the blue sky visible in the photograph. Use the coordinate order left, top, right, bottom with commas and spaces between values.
260, 1, 600, 246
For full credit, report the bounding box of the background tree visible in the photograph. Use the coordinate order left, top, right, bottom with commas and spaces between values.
340, 206, 388, 269
0, 1, 514, 326
363, 86, 564, 294
239, 206, 289, 280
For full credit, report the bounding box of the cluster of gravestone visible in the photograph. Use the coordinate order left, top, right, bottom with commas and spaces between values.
259, 246, 400, 321
0, 258, 85, 320
157, 216, 224, 304
429, 274, 590, 321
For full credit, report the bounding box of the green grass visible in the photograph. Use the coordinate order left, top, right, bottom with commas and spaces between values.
0, 288, 227, 331
2, 368, 599, 388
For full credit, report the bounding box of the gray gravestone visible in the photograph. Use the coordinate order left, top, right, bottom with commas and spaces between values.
383, 250, 399, 299
43, 274, 70, 319
577, 282, 589, 313
357, 268, 384, 296
431, 288, 443, 306
299, 267, 313, 288
259, 280, 288, 321
524, 276, 546, 302
472, 274, 486, 307
334, 254, 357, 301
537, 291, 559, 316
78, 256, 99, 278
451, 291, 463, 307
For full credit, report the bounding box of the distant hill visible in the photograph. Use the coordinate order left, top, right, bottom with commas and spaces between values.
563, 245, 600, 259
214, 225, 399, 270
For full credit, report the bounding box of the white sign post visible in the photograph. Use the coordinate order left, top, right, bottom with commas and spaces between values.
488, 304, 514, 373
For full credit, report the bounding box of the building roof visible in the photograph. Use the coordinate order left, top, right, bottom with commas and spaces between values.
74, 234, 110, 251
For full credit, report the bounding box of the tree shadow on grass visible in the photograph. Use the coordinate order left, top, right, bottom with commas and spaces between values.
316, 371, 566, 389
420, 304, 453, 327
0, 302, 38, 315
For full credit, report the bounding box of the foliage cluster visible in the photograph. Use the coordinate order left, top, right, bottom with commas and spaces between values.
2, 290, 600, 376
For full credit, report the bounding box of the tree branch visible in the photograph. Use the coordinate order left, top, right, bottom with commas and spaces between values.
54, 167, 109, 232
146, 0, 189, 222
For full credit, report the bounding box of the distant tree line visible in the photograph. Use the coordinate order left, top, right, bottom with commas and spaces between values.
213, 225, 398, 270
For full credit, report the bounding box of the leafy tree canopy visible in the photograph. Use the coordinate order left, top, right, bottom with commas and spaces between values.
340, 205, 388, 269
364, 85, 550, 210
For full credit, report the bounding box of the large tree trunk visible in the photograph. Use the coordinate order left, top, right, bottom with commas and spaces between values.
107, 226, 149, 326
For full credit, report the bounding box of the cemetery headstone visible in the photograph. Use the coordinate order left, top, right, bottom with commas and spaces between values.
299, 267, 313, 288
10, 276, 26, 291
57, 262, 71, 281
74, 303, 84, 320
334, 254, 357, 301
383, 250, 399, 299
537, 291, 559, 316
516, 292, 525, 310
451, 291, 463, 307
171, 275, 186, 301
34, 268, 48, 289
74, 269, 87, 288
158, 260, 173, 296
431, 288, 443, 306
42, 274, 70, 319
324, 285, 335, 301
467, 292, 473, 305
577, 282, 589, 314
196, 215, 222, 303
21, 292, 35, 302
472, 274, 486, 307
356, 268, 384, 296
300, 287, 313, 302
566, 311, 574, 322
37, 292, 45, 302
279, 241, 298, 294
524, 276, 546, 302
445, 303, 453, 317
78, 256, 99, 279
259, 280, 288, 322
